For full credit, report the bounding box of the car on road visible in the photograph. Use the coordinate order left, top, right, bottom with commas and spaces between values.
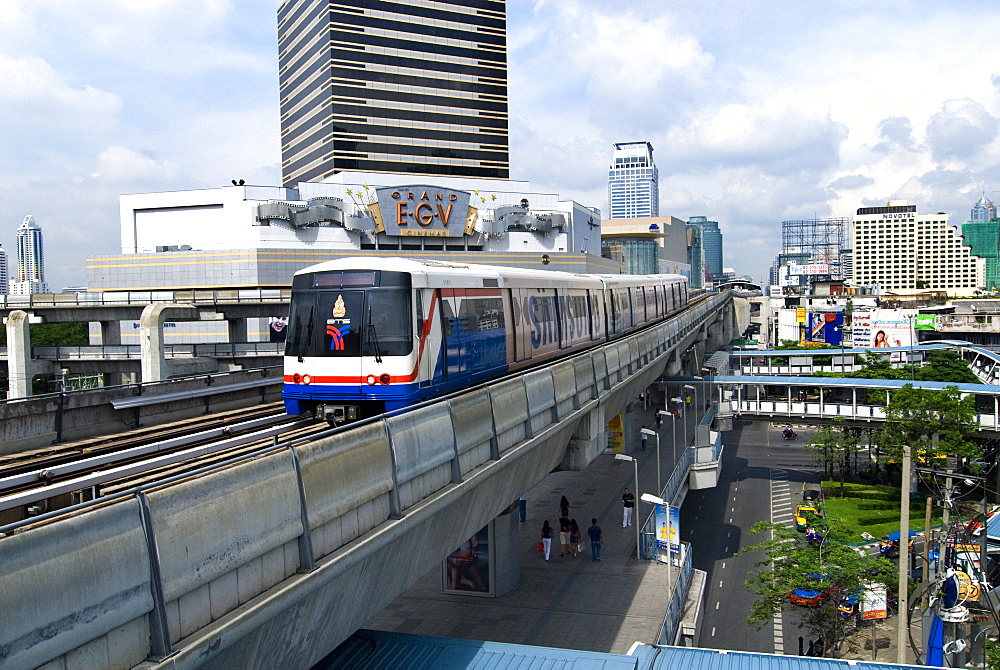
795, 503, 823, 532
789, 574, 835, 607
803, 488, 821, 501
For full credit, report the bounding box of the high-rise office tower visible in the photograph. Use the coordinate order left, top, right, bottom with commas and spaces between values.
971, 194, 997, 223
608, 142, 659, 218
688, 216, 723, 279
11, 215, 48, 295
963, 194, 1000, 290
0, 243, 7, 294
277, 0, 510, 187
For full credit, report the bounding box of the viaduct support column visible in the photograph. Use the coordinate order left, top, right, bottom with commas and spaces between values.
6, 310, 37, 399
140, 304, 197, 383
562, 403, 607, 471
98, 319, 124, 386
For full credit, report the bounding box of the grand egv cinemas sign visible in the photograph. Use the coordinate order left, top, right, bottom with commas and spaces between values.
369, 185, 478, 237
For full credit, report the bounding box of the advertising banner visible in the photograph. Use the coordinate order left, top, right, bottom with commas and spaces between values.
852, 309, 913, 348
806, 312, 844, 345
606, 414, 624, 453
788, 264, 830, 275
371, 185, 476, 237
914, 314, 936, 330
443, 523, 493, 596
861, 582, 887, 620
655, 503, 680, 554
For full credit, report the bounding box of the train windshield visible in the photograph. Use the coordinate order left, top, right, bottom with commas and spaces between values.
285, 288, 412, 358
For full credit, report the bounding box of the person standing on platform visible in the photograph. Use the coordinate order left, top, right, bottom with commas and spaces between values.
559, 495, 570, 519
540, 520, 553, 561
559, 516, 571, 557
640, 428, 648, 451
588, 518, 602, 561
519, 494, 527, 522
622, 488, 635, 527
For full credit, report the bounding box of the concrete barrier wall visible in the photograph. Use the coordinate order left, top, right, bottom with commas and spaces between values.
592, 350, 609, 393
297, 422, 394, 559
449, 389, 495, 477
524, 369, 556, 437
604, 344, 621, 385
550, 359, 578, 420
147, 450, 303, 644
0, 499, 152, 670
386, 404, 456, 510
489, 378, 528, 453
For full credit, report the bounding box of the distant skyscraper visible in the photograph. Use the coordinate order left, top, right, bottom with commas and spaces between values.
11, 215, 48, 295
608, 142, 659, 218
963, 194, 1000, 290
688, 216, 723, 279
277, 0, 510, 186
0, 243, 7, 294
971, 194, 997, 223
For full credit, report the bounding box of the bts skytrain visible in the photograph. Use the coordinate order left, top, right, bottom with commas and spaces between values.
282, 257, 689, 423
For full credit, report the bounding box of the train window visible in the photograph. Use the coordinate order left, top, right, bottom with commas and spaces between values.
365, 290, 412, 356
441, 299, 455, 337
458, 297, 505, 333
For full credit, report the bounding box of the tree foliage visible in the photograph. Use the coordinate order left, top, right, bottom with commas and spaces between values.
0, 322, 89, 346
805, 421, 857, 496
739, 519, 895, 656
876, 384, 980, 461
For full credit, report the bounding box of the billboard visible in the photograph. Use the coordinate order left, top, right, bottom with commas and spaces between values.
861, 582, 887, 620
443, 523, 494, 596
914, 314, 936, 330
805, 312, 844, 345
654, 503, 680, 555
606, 414, 624, 453
371, 185, 477, 237
852, 309, 913, 348
788, 264, 830, 275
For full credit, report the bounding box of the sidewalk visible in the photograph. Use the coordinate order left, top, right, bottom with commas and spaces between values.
366, 396, 691, 654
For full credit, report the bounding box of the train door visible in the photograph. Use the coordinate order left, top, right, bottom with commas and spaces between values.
316, 290, 364, 392
440, 289, 466, 380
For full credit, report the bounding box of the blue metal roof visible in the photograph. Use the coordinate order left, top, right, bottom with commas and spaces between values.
713, 375, 1000, 395
728, 344, 951, 357
316, 630, 638, 669
630, 644, 929, 670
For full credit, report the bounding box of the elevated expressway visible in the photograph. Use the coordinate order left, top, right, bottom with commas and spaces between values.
0, 292, 741, 670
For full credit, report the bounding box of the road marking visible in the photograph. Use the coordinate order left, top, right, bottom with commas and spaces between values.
721, 562, 726, 569
715, 601, 720, 609
711, 627, 716, 637
729, 517, 733, 523
724, 546, 728, 553
719, 580, 723, 588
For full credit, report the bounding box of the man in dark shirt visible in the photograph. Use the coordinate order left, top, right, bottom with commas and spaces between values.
587, 518, 602, 561
622, 488, 635, 527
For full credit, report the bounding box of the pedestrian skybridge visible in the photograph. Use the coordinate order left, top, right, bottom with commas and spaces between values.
714, 375, 1000, 434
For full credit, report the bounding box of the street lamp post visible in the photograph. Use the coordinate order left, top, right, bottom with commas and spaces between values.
670, 397, 682, 470
644, 423, 666, 495
692, 376, 703, 412
615, 454, 641, 560
683, 384, 695, 447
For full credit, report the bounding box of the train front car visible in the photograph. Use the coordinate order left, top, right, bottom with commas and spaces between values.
283, 260, 422, 423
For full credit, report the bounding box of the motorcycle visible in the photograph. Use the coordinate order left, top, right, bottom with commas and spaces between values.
782, 430, 798, 441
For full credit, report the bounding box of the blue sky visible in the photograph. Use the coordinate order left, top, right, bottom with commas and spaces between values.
3, 1, 1000, 289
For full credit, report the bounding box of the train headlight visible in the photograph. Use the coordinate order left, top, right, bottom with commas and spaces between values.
301, 374, 312, 385
366, 375, 376, 385
379, 374, 391, 385
292, 373, 302, 384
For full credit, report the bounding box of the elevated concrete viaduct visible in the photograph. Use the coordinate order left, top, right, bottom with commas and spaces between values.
1, 292, 743, 670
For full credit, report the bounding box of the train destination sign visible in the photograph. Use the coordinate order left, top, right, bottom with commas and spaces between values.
369, 186, 478, 237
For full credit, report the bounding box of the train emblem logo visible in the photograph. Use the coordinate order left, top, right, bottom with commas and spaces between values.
326, 294, 351, 351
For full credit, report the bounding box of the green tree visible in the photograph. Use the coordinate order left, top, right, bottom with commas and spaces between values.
914, 349, 979, 384
876, 384, 980, 462
806, 420, 857, 496
0, 321, 89, 346
739, 519, 895, 657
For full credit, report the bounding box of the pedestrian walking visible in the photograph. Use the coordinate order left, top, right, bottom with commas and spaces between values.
622, 488, 635, 527
588, 518, 602, 561
559, 495, 570, 519
541, 520, 553, 561
519, 494, 527, 522
640, 428, 647, 451
559, 516, 571, 557
569, 519, 581, 558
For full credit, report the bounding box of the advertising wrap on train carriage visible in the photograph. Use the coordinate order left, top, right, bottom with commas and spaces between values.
369, 185, 477, 237
851, 309, 914, 348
